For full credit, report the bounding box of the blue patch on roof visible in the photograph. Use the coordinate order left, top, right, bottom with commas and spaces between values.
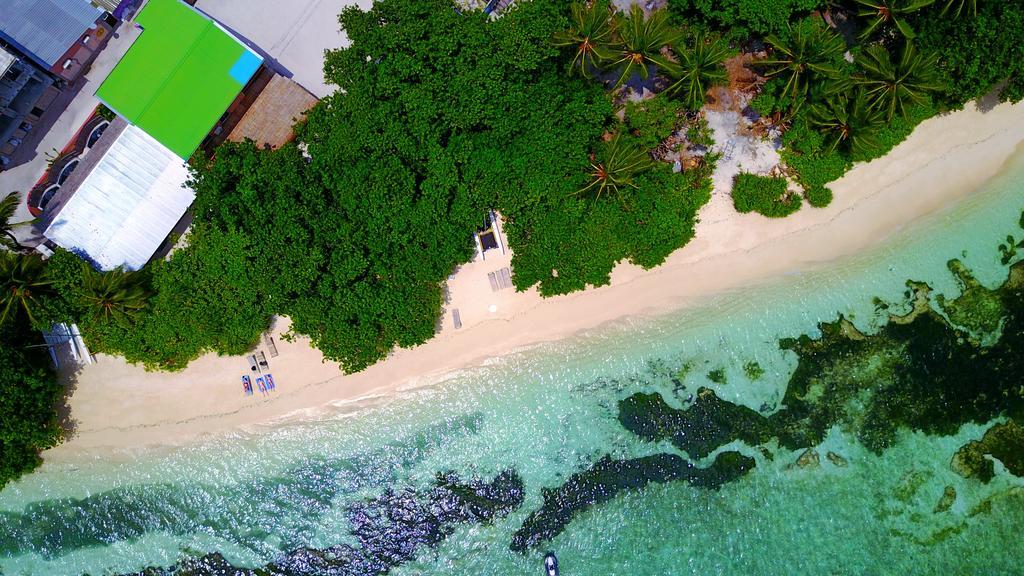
228, 50, 261, 85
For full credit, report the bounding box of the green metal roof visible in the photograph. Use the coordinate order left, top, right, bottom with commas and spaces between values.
96, 0, 262, 159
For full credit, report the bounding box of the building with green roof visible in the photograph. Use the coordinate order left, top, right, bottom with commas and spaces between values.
96, 0, 262, 159
43, 0, 265, 271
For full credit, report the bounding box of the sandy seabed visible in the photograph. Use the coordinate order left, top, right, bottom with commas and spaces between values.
45, 99, 1024, 459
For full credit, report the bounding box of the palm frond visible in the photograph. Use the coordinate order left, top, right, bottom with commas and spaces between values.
854, 42, 943, 120
608, 5, 679, 88
553, 1, 616, 78
760, 22, 846, 110
576, 134, 654, 200
663, 33, 732, 111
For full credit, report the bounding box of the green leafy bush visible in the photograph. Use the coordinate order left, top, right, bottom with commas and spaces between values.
779, 111, 848, 199
804, 185, 833, 208
858, 100, 936, 163
95, 104, 116, 122
732, 173, 801, 217
0, 325, 63, 487
913, 1, 1024, 105
46, 226, 270, 371
667, 0, 824, 36
748, 92, 778, 118
625, 96, 687, 151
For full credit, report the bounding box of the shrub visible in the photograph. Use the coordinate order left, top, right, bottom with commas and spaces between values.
625, 96, 688, 151
732, 173, 801, 217
780, 112, 851, 195
96, 104, 116, 122
804, 184, 833, 208
855, 100, 936, 163
913, 1, 1024, 106
748, 92, 778, 119
667, 0, 825, 36
0, 325, 64, 487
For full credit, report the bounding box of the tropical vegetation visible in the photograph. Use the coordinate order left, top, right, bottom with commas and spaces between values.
0, 192, 31, 252
664, 33, 732, 110
0, 208, 63, 487
2, 0, 1024, 484
4, 0, 1024, 379
852, 0, 934, 39
759, 21, 846, 107
0, 322, 64, 488
732, 173, 801, 217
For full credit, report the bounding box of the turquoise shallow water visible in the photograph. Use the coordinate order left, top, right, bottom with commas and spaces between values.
2, 152, 1024, 575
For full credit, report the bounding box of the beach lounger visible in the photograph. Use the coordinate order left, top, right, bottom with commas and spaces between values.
265, 373, 276, 391
256, 376, 267, 395
257, 351, 269, 368
452, 308, 462, 329
242, 375, 253, 396
263, 333, 279, 358
248, 355, 260, 373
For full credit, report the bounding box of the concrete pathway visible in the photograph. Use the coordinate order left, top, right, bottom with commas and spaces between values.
195, 0, 373, 99
0, 21, 142, 240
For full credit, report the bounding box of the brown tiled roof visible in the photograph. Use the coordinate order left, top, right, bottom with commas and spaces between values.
227, 75, 318, 149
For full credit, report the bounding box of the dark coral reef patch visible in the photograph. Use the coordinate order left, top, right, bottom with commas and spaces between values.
119, 470, 524, 576
509, 451, 755, 552
618, 259, 1024, 460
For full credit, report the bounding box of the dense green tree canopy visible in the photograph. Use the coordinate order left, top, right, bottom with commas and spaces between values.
185, 0, 712, 370
0, 324, 63, 487
667, 0, 825, 35
17, 0, 1021, 378
2, 0, 1023, 487
45, 226, 270, 371
912, 0, 1024, 104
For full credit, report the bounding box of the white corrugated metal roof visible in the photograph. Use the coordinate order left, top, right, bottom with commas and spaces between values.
44, 125, 195, 271
0, 47, 16, 77
0, 0, 101, 68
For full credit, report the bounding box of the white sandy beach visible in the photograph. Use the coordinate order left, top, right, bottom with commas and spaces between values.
44, 99, 1024, 459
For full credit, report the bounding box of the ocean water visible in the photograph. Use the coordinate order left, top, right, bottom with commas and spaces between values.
1, 152, 1023, 575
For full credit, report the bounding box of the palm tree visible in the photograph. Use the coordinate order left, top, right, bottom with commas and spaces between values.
553, 1, 617, 79
0, 251, 52, 326
854, 43, 944, 120
809, 89, 886, 157
663, 32, 731, 111
577, 134, 654, 200
940, 0, 976, 18
0, 192, 32, 252
606, 5, 679, 88
853, 0, 935, 39
78, 266, 151, 325
760, 22, 846, 110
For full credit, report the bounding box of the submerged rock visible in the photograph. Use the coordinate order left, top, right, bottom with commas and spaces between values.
509, 451, 755, 552
936, 259, 1007, 343
792, 448, 820, 470
951, 420, 1024, 483
893, 470, 931, 504
618, 388, 772, 459
616, 251, 1024, 471
826, 451, 848, 467
934, 485, 957, 513
118, 470, 524, 576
